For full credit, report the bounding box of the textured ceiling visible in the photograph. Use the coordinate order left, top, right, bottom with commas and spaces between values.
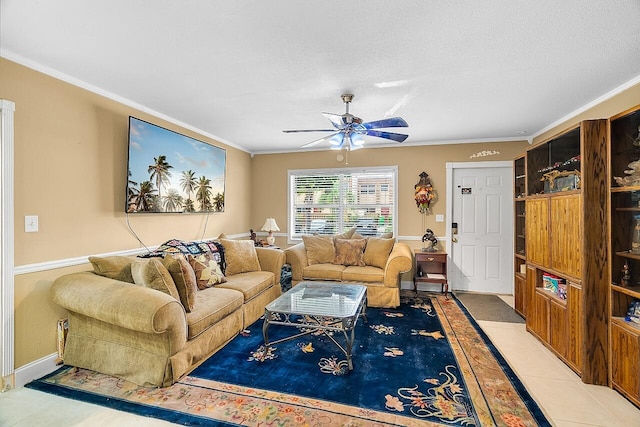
2, 1, 640, 154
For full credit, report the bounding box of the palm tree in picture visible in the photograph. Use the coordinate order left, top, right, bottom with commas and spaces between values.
213, 192, 225, 212
183, 198, 195, 212
148, 155, 173, 211
127, 170, 140, 212
163, 189, 183, 212
196, 176, 212, 212
180, 170, 197, 212
136, 180, 157, 212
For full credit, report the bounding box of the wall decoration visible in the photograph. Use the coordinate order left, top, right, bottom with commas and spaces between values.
126, 117, 226, 213
469, 150, 501, 159
414, 172, 436, 214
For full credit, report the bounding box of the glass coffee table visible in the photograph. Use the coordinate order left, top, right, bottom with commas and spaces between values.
262, 281, 367, 371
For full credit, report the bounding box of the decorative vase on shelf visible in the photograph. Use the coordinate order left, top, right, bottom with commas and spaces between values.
632, 217, 640, 255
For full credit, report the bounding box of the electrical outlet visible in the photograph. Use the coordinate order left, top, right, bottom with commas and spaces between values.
25, 215, 38, 232
435, 214, 444, 222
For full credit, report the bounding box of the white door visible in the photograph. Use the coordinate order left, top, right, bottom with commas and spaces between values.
447, 163, 513, 294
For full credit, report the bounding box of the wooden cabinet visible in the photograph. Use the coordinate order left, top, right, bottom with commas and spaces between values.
608, 105, 640, 407
514, 272, 526, 317
520, 120, 608, 385
514, 155, 527, 317
413, 250, 448, 296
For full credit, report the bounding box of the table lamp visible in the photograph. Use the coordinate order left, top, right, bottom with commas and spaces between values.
261, 218, 280, 246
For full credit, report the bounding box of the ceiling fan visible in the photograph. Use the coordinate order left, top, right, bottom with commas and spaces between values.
283, 94, 409, 150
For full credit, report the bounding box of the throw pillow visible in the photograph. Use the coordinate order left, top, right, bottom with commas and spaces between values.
188, 253, 227, 289
351, 231, 364, 239
131, 258, 181, 302
363, 237, 395, 269
302, 235, 336, 265
161, 255, 198, 312
381, 232, 393, 239
335, 227, 356, 239
333, 238, 367, 266
219, 239, 261, 276
88, 256, 134, 283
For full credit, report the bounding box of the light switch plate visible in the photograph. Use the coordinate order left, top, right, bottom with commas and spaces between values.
25, 215, 38, 232
435, 214, 444, 222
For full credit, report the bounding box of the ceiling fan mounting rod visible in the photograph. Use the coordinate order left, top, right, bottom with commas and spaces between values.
341, 93, 354, 114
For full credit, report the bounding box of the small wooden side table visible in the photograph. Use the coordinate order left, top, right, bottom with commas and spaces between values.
413, 250, 448, 298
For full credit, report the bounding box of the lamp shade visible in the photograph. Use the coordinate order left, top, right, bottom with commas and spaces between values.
261, 218, 280, 232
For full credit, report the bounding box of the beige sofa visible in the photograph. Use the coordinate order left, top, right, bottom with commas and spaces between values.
284, 235, 412, 308
50, 244, 284, 387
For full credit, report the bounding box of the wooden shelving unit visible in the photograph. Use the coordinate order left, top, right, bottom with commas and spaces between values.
519, 120, 609, 386
514, 155, 526, 317
608, 104, 640, 407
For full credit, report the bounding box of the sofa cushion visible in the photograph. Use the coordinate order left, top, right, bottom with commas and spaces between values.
162, 255, 198, 312
342, 265, 385, 283
188, 253, 226, 289
303, 263, 345, 281
336, 227, 356, 239
186, 287, 244, 339
88, 256, 134, 283
220, 239, 261, 275
217, 271, 275, 301
302, 235, 335, 265
363, 237, 395, 269
131, 258, 181, 302
333, 238, 367, 266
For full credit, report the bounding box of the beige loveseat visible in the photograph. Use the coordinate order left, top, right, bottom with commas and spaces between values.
50, 241, 284, 387
284, 234, 412, 308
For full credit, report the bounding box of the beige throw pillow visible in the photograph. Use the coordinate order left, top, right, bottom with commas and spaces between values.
335, 227, 356, 239
188, 253, 227, 289
88, 256, 134, 283
161, 255, 198, 312
302, 235, 336, 265
220, 239, 261, 276
131, 258, 181, 302
333, 238, 367, 266
363, 237, 395, 269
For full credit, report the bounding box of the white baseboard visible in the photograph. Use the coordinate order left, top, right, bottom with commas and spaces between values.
14, 352, 59, 389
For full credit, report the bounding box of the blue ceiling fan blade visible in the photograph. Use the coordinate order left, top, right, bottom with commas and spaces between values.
364, 129, 409, 142
362, 117, 409, 129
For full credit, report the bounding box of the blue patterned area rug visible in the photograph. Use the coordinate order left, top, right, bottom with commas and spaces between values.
27, 293, 551, 426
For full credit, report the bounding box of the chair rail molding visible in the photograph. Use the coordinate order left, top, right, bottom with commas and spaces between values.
0, 99, 15, 391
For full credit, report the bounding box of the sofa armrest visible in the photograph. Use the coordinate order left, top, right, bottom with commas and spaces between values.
256, 247, 286, 284
383, 242, 413, 288
284, 243, 308, 283
50, 271, 187, 339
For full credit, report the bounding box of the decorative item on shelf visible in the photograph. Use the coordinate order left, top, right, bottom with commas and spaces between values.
261, 218, 280, 246
632, 125, 640, 146
632, 217, 640, 255
621, 262, 631, 287
625, 300, 640, 324
613, 159, 640, 187
421, 228, 438, 252
540, 169, 581, 193
414, 172, 436, 214
249, 229, 258, 246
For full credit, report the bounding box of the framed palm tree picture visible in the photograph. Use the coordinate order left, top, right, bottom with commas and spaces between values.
126, 116, 226, 213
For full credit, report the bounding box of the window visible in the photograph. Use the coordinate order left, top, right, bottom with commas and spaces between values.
288, 166, 397, 240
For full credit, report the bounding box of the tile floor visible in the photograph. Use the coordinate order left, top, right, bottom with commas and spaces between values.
0, 295, 639, 426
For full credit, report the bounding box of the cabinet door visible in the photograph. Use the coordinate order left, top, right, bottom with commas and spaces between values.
550, 195, 582, 277
567, 282, 582, 373
611, 322, 640, 402
529, 291, 549, 342
550, 299, 568, 360
525, 265, 536, 320
526, 198, 550, 267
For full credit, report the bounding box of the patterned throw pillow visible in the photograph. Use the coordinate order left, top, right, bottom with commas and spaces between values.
363, 237, 395, 269
333, 238, 367, 266
302, 235, 336, 265
161, 255, 198, 312
188, 253, 227, 289
219, 239, 261, 276
131, 258, 181, 302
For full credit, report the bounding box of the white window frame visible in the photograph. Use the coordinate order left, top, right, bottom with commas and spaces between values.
287, 166, 398, 243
